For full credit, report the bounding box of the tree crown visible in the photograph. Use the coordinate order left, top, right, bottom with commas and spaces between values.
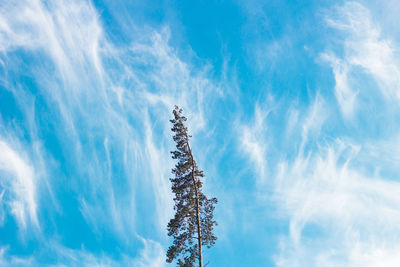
166, 106, 217, 267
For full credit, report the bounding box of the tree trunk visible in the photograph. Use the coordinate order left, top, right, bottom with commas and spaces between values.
187, 140, 203, 267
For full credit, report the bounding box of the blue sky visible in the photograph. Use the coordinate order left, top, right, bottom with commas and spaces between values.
1, 0, 400, 266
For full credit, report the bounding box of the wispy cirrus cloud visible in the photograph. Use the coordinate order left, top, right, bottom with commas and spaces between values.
3, 0, 400, 266
235, 2, 400, 266
240, 104, 270, 181
0, 236, 165, 267
320, 53, 358, 118
0, 139, 38, 230
275, 139, 400, 266
0, 0, 225, 264
322, 1, 400, 119
272, 2, 400, 266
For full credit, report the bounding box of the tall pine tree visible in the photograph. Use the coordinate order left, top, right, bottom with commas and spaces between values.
167, 106, 217, 267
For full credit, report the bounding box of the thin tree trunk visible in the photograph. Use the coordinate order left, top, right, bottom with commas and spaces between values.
187, 140, 203, 267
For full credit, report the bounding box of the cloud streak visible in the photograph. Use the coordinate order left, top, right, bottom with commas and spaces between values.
323, 1, 400, 118
0, 0, 222, 265
271, 2, 400, 265
0, 139, 38, 229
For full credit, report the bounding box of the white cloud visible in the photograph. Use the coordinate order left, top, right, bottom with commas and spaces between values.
132, 237, 166, 267
0, 139, 38, 229
275, 139, 400, 266
0, 237, 166, 267
321, 53, 358, 118
240, 104, 269, 181
50, 237, 166, 267
299, 93, 326, 151
0, 246, 34, 266
143, 110, 173, 231
249, 40, 282, 73
323, 1, 400, 119
52, 239, 165, 267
